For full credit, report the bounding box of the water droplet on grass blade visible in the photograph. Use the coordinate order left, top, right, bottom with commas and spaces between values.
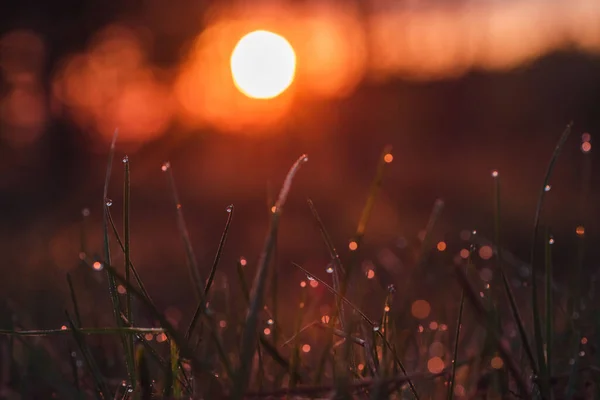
226, 204, 234, 212
122, 155, 129, 163
105, 198, 113, 207
544, 184, 551, 192
161, 162, 170, 172
326, 265, 334, 273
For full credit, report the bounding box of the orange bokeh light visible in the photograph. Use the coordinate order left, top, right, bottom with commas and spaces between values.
437, 241, 447, 251
411, 300, 431, 319
490, 356, 504, 369
384, 153, 394, 163
349, 241, 358, 251
427, 357, 444, 374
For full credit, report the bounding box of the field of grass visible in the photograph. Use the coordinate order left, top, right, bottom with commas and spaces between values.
0, 122, 596, 399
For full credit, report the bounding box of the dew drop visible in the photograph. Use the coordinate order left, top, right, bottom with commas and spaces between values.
176, 204, 182, 210
472, 230, 477, 235
226, 204, 234, 213
326, 266, 334, 274
122, 155, 129, 163
161, 162, 170, 172
387, 284, 397, 294
301, 154, 309, 163
373, 326, 380, 332
105, 198, 113, 207
307, 275, 315, 281
267, 319, 274, 326
491, 170, 499, 178
544, 184, 551, 192
549, 237, 555, 245
81, 208, 90, 217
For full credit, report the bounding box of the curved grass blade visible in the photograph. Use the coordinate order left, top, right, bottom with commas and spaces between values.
530, 122, 572, 386
161, 161, 204, 300
493, 171, 540, 380
136, 344, 152, 400
233, 154, 308, 400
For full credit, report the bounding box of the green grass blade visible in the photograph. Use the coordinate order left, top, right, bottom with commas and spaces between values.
493, 171, 540, 380
65, 312, 112, 400
356, 145, 392, 241
170, 337, 181, 398
416, 198, 444, 268
233, 154, 308, 399
136, 344, 152, 400
530, 122, 572, 383
162, 161, 204, 300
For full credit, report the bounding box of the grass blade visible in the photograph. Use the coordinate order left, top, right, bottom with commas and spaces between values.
233, 154, 308, 399
356, 145, 392, 241
106, 209, 155, 306
65, 311, 112, 400
136, 344, 152, 400
161, 161, 204, 300
416, 198, 445, 268
493, 171, 540, 380
185, 205, 234, 340
544, 228, 553, 390
101, 129, 133, 386
122, 154, 135, 390
453, 265, 532, 397
66, 273, 82, 328
293, 262, 419, 398
530, 122, 572, 387
447, 248, 473, 400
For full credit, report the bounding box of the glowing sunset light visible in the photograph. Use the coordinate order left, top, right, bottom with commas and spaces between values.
230, 30, 296, 99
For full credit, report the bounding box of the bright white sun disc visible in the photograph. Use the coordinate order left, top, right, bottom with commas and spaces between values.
230, 30, 296, 99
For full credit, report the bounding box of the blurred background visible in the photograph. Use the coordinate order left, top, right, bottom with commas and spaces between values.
1, 0, 599, 334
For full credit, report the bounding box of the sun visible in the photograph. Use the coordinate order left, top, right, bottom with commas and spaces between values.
230, 30, 296, 99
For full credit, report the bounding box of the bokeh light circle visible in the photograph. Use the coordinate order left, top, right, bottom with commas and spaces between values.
230, 30, 296, 99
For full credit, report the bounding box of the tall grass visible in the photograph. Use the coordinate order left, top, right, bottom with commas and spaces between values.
2, 122, 596, 399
